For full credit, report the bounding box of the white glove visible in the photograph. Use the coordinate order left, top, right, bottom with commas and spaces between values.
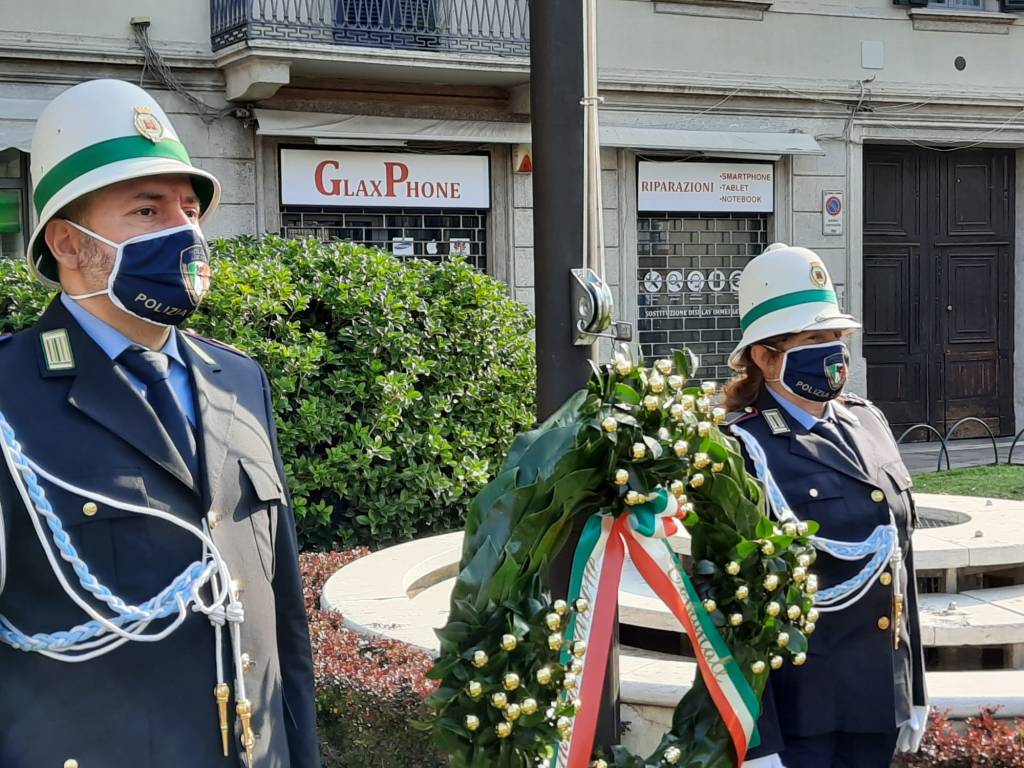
896, 705, 930, 753
743, 755, 786, 768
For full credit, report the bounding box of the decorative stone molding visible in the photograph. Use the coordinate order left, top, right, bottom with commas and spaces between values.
653, 0, 773, 21
222, 57, 291, 102
908, 7, 1018, 34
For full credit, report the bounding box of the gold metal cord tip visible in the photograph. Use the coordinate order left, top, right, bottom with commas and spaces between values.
237, 698, 256, 764
214, 683, 231, 757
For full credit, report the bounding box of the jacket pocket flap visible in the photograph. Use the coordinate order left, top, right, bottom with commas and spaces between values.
240, 459, 285, 503
58, 470, 150, 528
791, 470, 845, 502
882, 460, 914, 491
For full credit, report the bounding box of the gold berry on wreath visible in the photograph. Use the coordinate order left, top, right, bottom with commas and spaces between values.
503, 673, 520, 691
614, 468, 629, 486
632, 442, 648, 460
500, 634, 517, 652
464, 714, 480, 732
545, 612, 561, 631
491, 692, 508, 709
726, 561, 741, 576
536, 667, 553, 685
655, 358, 673, 375
575, 598, 590, 614
735, 585, 750, 600
665, 745, 683, 764
466, 681, 483, 699
601, 416, 618, 433
674, 440, 689, 458
751, 660, 767, 675
521, 698, 538, 715
554, 599, 568, 615
472, 650, 488, 668
495, 721, 512, 739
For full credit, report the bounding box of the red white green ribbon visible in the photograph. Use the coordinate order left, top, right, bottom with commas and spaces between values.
553, 489, 761, 767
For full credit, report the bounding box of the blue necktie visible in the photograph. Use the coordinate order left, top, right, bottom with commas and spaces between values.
118, 348, 199, 483
814, 417, 863, 470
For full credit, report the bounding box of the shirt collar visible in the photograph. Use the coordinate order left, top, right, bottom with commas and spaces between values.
767, 387, 836, 431
60, 292, 187, 368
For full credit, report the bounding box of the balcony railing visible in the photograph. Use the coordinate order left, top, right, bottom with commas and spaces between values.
211, 0, 530, 56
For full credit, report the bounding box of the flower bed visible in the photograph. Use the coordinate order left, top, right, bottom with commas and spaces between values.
301, 551, 444, 767
895, 709, 1024, 767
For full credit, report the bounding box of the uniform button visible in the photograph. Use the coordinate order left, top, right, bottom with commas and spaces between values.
207, 511, 221, 529
242, 653, 255, 672
64, 760, 79, 768
231, 578, 244, 596
82, 502, 98, 517
877, 616, 891, 631
871, 490, 885, 503
808, 488, 819, 498
880, 572, 893, 586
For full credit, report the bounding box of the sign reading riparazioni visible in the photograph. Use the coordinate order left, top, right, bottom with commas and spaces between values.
638, 161, 774, 213
280, 149, 491, 208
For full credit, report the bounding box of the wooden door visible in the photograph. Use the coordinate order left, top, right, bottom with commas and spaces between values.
863, 146, 1015, 437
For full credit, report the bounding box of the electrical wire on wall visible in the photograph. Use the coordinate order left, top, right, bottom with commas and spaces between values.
131, 20, 237, 125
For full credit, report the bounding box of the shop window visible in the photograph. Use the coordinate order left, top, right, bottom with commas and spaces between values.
636, 212, 769, 382
0, 148, 29, 261
280, 206, 488, 272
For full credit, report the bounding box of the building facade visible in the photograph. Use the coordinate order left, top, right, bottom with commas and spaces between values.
2, 0, 1023, 437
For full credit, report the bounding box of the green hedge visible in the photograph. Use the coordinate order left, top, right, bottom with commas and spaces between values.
0, 235, 536, 548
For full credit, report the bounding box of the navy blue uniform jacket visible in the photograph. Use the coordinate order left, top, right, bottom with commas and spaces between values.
733, 389, 927, 757
0, 298, 321, 767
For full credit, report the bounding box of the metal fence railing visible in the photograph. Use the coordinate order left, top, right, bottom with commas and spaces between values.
210, 0, 530, 56
896, 418, 1005, 473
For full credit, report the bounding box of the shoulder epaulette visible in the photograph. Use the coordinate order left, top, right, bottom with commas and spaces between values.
840, 391, 872, 407
726, 406, 759, 428
182, 329, 249, 359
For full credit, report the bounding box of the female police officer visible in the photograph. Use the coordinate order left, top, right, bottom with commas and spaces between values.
725, 244, 928, 768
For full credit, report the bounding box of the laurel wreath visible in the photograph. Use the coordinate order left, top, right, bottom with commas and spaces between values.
420, 348, 819, 768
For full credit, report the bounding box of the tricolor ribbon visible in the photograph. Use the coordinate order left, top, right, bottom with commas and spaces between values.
553, 489, 760, 768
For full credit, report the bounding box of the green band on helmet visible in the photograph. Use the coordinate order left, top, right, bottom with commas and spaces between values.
33, 135, 192, 215
740, 289, 837, 332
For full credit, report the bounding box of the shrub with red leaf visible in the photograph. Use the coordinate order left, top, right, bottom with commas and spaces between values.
896, 708, 1024, 767
301, 551, 444, 768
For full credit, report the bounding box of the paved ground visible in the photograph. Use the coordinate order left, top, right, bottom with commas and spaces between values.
899, 436, 1019, 475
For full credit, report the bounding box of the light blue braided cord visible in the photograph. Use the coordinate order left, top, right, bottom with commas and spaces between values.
731, 424, 895, 606
0, 411, 212, 652
0, 561, 208, 651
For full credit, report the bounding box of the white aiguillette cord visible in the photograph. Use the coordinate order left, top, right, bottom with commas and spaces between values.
0, 412, 257, 763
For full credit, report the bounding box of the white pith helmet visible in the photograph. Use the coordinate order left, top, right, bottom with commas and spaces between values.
26, 78, 222, 288
728, 243, 860, 369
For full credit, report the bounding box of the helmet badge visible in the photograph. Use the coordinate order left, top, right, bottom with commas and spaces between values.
809, 262, 828, 288
133, 106, 165, 143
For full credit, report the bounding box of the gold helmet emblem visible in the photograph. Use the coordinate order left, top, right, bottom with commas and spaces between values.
809, 262, 828, 288
133, 106, 165, 143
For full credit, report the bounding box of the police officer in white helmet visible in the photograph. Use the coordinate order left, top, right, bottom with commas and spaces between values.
724, 244, 928, 768
0, 79, 320, 766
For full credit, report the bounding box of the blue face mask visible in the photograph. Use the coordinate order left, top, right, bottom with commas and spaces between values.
771, 340, 850, 403
65, 221, 212, 327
